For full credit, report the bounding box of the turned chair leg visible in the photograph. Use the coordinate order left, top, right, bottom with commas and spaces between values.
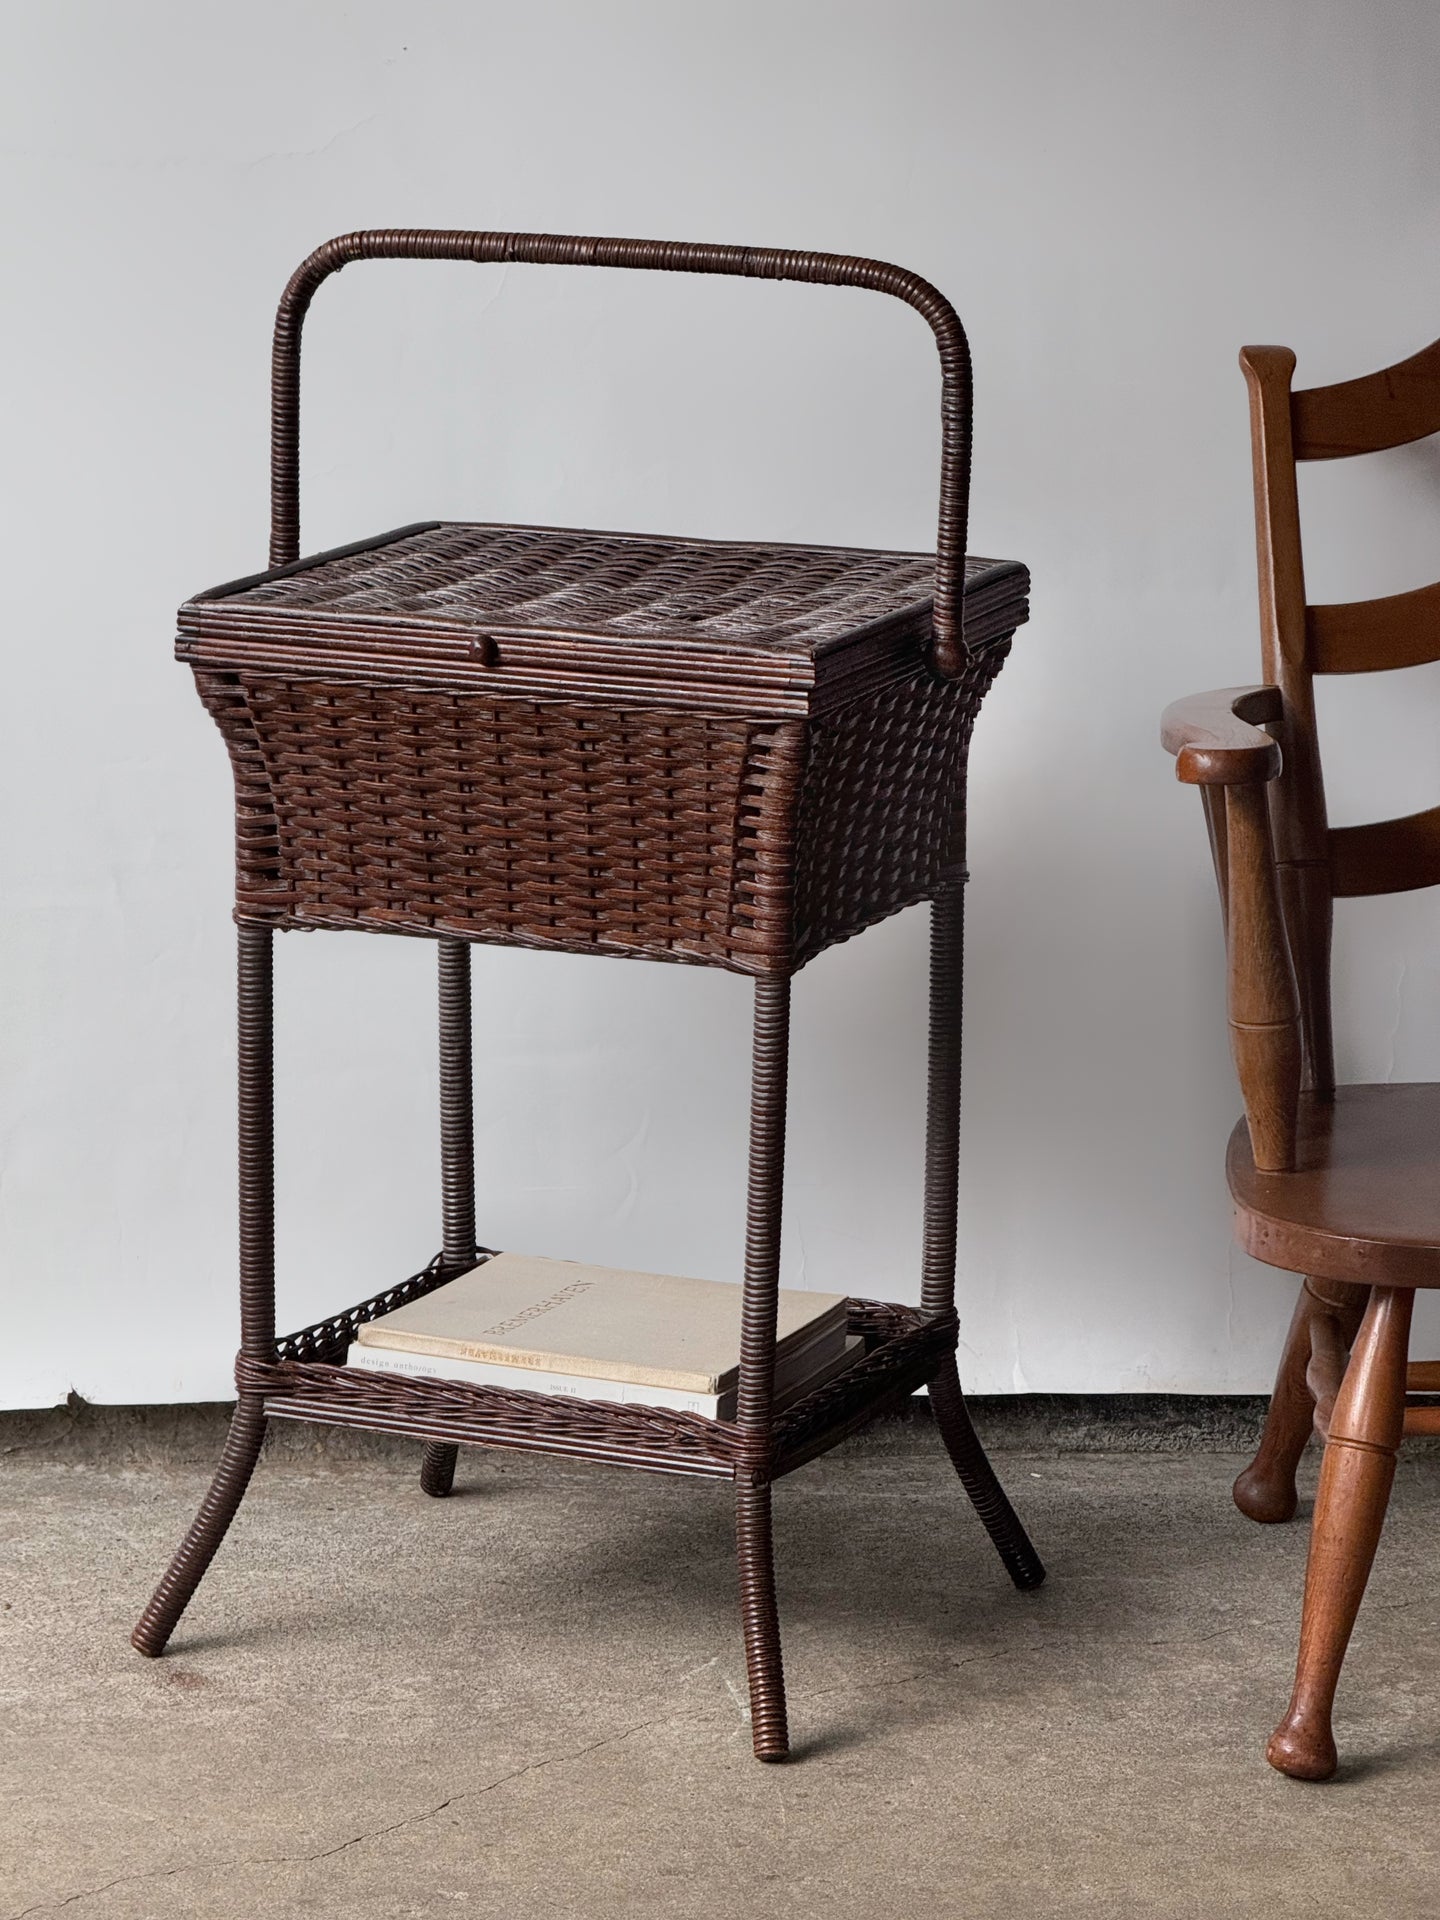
421, 938, 477, 1501
1267, 1284, 1414, 1780
1234, 1276, 1368, 1524
922, 884, 1045, 1588
134, 924, 276, 1654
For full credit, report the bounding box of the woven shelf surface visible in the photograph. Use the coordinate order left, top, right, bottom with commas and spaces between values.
244, 1252, 954, 1482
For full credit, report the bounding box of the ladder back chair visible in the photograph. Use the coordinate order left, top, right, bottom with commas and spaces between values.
1162, 331, 1440, 1779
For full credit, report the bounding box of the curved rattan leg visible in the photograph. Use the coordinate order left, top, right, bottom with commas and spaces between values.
736, 1477, 788, 1760
1268, 1285, 1412, 1780
1234, 1277, 1368, 1525
922, 884, 1044, 1590
929, 1354, 1046, 1590
136, 924, 276, 1657
132, 1393, 268, 1656
421, 939, 477, 1501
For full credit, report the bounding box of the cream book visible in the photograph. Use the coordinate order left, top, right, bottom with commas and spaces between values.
353, 1251, 850, 1393
344, 1334, 865, 1420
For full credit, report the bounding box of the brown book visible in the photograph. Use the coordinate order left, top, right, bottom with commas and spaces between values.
354, 1251, 850, 1393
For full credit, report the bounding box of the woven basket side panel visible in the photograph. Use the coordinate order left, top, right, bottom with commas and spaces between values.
791, 639, 1010, 967
194, 673, 804, 970
194, 671, 287, 920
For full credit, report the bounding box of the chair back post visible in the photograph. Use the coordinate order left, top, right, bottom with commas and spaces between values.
1240, 345, 1335, 1097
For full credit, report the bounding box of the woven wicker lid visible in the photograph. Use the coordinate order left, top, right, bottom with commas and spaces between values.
177, 521, 1027, 717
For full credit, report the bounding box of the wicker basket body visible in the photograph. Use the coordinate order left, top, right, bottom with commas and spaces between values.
180, 521, 1025, 973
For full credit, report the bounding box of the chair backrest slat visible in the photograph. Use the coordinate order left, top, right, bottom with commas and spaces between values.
1307, 580, 1440, 675
1330, 805, 1440, 899
1290, 338, 1440, 460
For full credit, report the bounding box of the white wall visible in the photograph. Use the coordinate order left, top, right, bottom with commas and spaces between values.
4, 0, 1439, 1407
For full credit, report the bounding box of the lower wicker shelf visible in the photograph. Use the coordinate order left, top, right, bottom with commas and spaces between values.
235, 1251, 957, 1481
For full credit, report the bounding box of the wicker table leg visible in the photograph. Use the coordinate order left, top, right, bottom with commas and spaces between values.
923, 883, 1045, 1591
929, 1356, 1045, 1589
132, 1394, 268, 1655
735, 975, 791, 1760
419, 1442, 458, 1497
420, 939, 478, 1500
133, 925, 276, 1654
736, 1477, 787, 1759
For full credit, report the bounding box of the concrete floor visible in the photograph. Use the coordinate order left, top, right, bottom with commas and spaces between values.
3, 1412, 1438, 1919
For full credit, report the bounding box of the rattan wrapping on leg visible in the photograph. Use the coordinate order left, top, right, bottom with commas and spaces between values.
735, 1480, 788, 1760
929, 1355, 1046, 1589
922, 884, 1046, 1589
132, 928, 278, 1654
131, 1394, 268, 1656
733, 976, 792, 1754
421, 940, 476, 1499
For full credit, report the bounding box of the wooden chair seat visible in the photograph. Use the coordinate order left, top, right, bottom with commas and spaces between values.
1228, 1084, 1440, 1290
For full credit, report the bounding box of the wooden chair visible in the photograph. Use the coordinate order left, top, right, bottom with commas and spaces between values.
1162, 332, 1440, 1779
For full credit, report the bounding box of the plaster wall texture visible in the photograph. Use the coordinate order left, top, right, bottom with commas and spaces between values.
3, 0, 1438, 1405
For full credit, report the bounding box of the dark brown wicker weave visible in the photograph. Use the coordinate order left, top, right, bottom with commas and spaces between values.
134, 230, 1044, 1762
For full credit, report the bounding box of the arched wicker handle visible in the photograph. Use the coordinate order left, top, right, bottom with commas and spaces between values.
271, 229, 975, 677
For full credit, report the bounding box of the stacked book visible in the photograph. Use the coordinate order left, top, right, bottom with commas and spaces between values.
346, 1251, 860, 1419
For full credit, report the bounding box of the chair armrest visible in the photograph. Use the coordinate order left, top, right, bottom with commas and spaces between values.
1161, 684, 1299, 1170
1160, 685, 1282, 785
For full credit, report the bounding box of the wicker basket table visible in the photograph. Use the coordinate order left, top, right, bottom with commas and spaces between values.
134, 231, 1045, 1761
